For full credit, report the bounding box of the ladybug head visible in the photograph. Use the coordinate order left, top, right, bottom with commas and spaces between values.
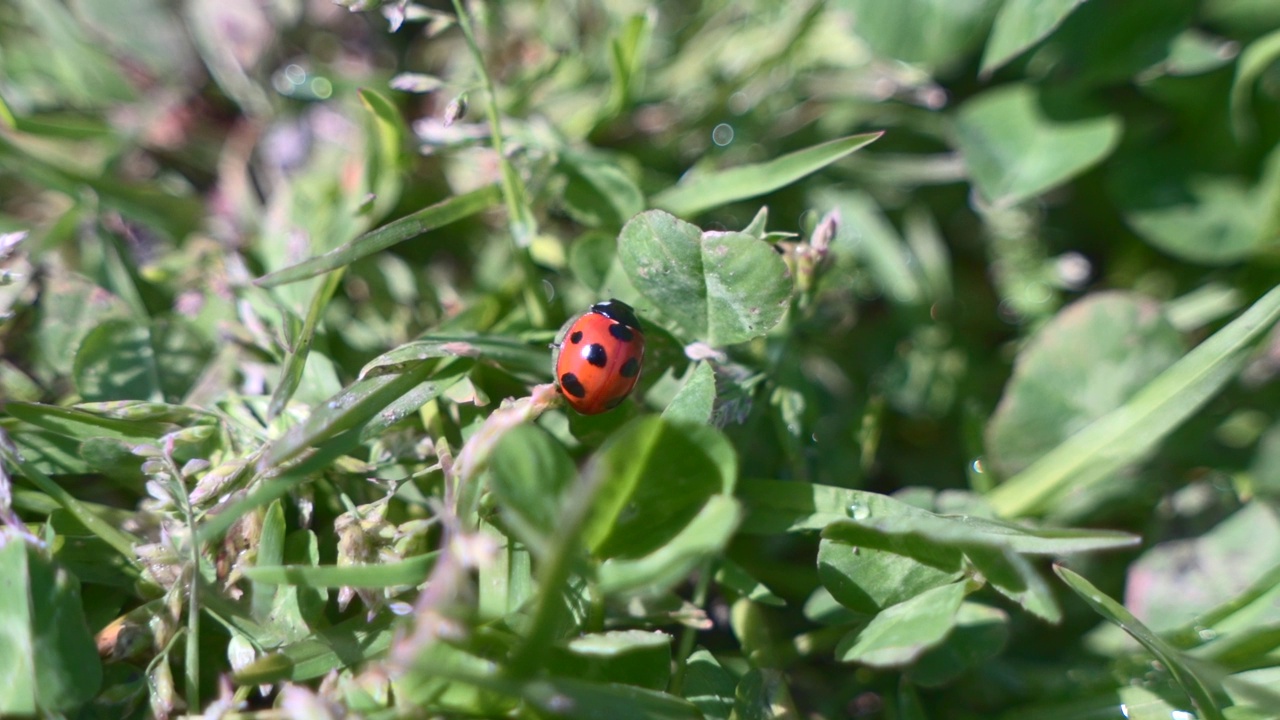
590, 299, 642, 331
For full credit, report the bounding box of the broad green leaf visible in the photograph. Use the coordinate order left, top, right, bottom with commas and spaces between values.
522, 677, 702, 720
964, 546, 1061, 623
835, 582, 967, 667
596, 494, 742, 596
650, 133, 881, 218
714, 557, 785, 607
1032, 0, 1197, 86
732, 669, 800, 720
559, 149, 645, 228
988, 284, 1280, 517
980, 0, 1087, 76
824, 512, 1138, 556
1125, 503, 1280, 636
1108, 145, 1280, 265
554, 630, 672, 691
490, 425, 577, 547
662, 362, 716, 425
908, 602, 1009, 687
234, 613, 397, 683
254, 185, 502, 287
568, 231, 619, 292
583, 417, 735, 558
1223, 667, 1280, 713
73, 318, 162, 402
986, 293, 1183, 477
737, 477, 930, 534
680, 649, 735, 720
841, 0, 1001, 75
1055, 565, 1225, 720
818, 537, 963, 615
618, 210, 792, 346
956, 83, 1121, 207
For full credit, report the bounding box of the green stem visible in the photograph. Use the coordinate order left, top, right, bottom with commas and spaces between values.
669, 559, 714, 696
449, 0, 547, 326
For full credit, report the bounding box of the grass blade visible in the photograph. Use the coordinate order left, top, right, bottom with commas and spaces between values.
988, 284, 1280, 517
254, 186, 501, 288
1055, 565, 1225, 720
651, 132, 882, 218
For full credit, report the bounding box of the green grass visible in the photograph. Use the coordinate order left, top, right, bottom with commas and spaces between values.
2, 0, 1280, 717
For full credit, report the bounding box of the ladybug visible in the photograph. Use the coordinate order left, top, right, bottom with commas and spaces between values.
555, 299, 645, 414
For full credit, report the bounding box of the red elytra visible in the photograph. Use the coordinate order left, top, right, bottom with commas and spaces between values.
555, 299, 645, 414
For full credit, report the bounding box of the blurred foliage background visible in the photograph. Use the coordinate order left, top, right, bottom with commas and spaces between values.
3, 0, 1280, 718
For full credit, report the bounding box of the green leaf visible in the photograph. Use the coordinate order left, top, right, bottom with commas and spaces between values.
662, 362, 716, 425
824, 512, 1138, 556
0, 538, 102, 714
955, 83, 1121, 207
650, 133, 881, 218
618, 210, 792, 346
815, 189, 927, 306
554, 630, 672, 691
980, 0, 1088, 76
731, 669, 800, 720
818, 536, 964, 615
988, 284, 1280, 517
1126, 503, 1280, 636
1108, 145, 1280, 265
843, 0, 1001, 75
268, 268, 345, 420
986, 293, 1184, 478
737, 477, 925, 534
680, 649, 736, 720
254, 185, 502, 287
908, 602, 1009, 686
835, 582, 967, 667
359, 335, 548, 380
235, 613, 397, 683
582, 417, 736, 558
596, 494, 742, 597
72, 318, 163, 402
559, 149, 645, 228
605, 12, 653, 117
260, 360, 463, 471
490, 425, 577, 548
1230, 29, 1280, 139
358, 87, 406, 218
964, 546, 1061, 623
1054, 565, 1226, 720
1, 438, 141, 566
522, 677, 702, 720
714, 557, 786, 607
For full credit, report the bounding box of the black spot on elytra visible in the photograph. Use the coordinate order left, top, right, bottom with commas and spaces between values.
620, 357, 640, 378
569, 330, 583, 344
560, 372, 587, 398
609, 323, 634, 342
585, 343, 608, 367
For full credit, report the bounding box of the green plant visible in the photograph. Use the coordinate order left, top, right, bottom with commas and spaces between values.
2, 0, 1280, 718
